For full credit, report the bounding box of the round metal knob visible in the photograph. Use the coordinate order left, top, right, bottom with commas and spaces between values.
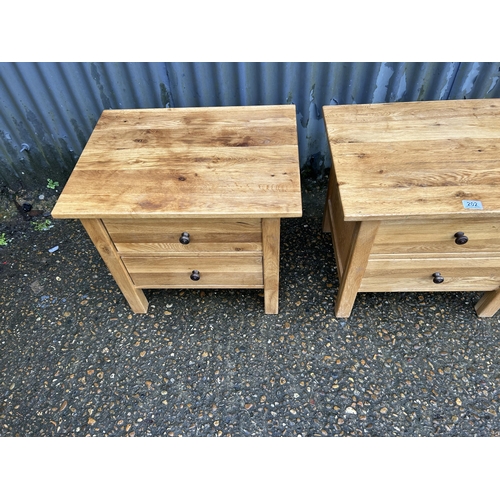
179, 232, 190, 245
432, 272, 444, 284
190, 270, 200, 281
454, 232, 468, 245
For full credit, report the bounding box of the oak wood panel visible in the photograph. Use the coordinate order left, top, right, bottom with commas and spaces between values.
80, 219, 148, 313
361, 256, 500, 292
328, 187, 500, 221
106, 217, 263, 256
114, 243, 263, 257
475, 288, 500, 317
51, 105, 302, 220
371, 218, 500, 255
123, 255, 263, 288
93, 106, 298, 129
262, 218, 280, 314
360, 277, 500, 293
104, 218, 262, 243
73, 145, 298, 170
334, 220, 380, 317
322, 166, 356, 279
322, 99, 500, 221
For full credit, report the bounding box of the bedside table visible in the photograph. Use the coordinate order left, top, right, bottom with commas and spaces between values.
322, 98, 500, 318
52, 105, 302, 314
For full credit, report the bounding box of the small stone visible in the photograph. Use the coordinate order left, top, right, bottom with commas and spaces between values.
456, 398, 462, 406
59, 401, 68, 412
280, 377, 286, 385
380, 407, 388, 414
30, 281, 44, 294
88, 417, 96, 425
345, 407, 357, 415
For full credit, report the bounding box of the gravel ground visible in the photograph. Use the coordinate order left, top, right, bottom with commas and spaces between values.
1, 180, 500, 437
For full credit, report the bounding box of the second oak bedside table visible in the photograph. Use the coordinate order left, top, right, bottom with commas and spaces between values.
322, 98, 500, 318
52, 105, 302, 314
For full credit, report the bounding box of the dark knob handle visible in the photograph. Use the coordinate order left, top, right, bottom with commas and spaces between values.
432, 272, 444, 284
179, 232, 190, 245
190, 270, 200, 281
454, 232, 468, 245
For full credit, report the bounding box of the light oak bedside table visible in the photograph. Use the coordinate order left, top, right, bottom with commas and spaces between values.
322, 98, 500, 318
52, 105, 302, 314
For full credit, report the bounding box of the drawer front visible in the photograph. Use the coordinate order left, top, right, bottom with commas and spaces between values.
103, 218, 262, 256
360, 256, 500, 292
122, 255, 264, 288
371, 218, 500, 257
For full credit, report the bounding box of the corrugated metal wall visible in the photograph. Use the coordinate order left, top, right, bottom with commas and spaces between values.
1, 62, 500, 191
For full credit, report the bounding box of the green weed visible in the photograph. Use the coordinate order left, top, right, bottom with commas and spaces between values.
32, 219, 54, 231
47, 179, 59, 189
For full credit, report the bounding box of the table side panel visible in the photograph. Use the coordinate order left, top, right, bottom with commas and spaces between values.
323, 167, 356, 279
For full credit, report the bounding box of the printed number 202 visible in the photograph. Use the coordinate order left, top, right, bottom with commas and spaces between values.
462, 200, 483, 210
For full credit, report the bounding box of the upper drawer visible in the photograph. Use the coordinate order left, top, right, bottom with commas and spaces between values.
371, 218, 500, 256
103, 218, 262, 255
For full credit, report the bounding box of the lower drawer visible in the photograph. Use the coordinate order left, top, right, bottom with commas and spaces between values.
122, 255, 264, 288
360, 256, 500, 292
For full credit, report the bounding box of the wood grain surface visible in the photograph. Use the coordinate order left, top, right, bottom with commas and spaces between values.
323, 99, 500, 220
52, 105, 302, 219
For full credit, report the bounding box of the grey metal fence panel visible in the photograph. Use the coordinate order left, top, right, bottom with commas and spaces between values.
1, 62, 500, 191
0, 62, 170, 189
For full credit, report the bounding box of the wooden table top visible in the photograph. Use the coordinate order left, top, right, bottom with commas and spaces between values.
52, 105, 302, 219
323, 98, 500, 221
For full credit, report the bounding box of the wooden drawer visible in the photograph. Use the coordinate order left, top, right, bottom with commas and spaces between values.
360, 256, 500, 292
371, 218, 500, 257
103, 218, 262, 256
122, 255, 264, 288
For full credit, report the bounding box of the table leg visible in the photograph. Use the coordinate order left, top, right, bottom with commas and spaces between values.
475, 288, 500, 317
335, 220, 380, 318
322, 163, 338, 233
80, 218, 149, 313
262, 218, 280, 314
